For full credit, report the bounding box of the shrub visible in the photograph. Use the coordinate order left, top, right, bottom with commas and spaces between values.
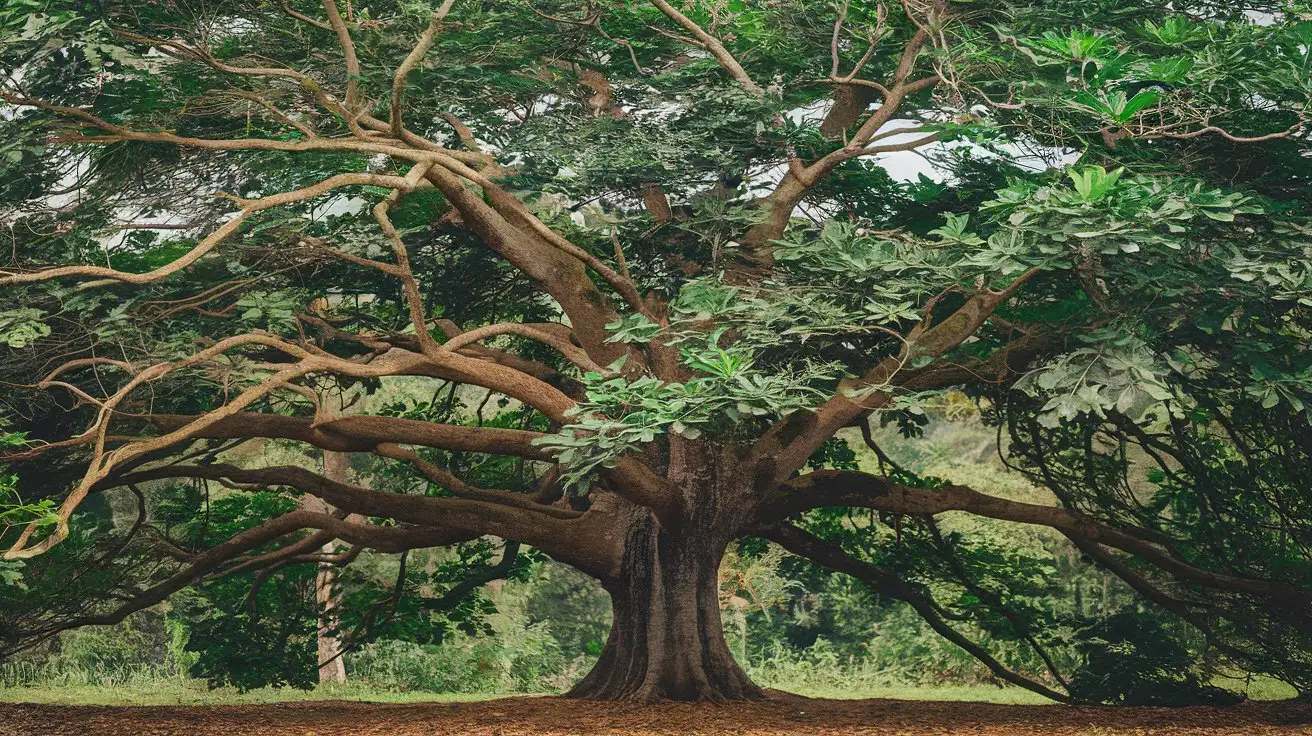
1067, 611, 1242, 706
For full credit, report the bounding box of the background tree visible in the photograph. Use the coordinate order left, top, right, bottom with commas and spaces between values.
1, 0, 1310, 702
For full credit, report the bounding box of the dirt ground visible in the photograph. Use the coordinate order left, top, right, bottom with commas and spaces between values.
1, 693, 1309, 736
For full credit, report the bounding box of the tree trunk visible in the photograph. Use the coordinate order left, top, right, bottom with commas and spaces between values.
568, 505, 762, 701
315, 546, 347, 684
316, 447, 350, 684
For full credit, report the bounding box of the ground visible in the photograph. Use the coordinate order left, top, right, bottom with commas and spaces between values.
1, 694, 1309, 736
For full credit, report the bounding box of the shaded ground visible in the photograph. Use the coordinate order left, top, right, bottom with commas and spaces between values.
2, 694, 1310, 735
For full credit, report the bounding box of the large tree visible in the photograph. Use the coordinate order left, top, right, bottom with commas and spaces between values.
2, 0, 1311, 702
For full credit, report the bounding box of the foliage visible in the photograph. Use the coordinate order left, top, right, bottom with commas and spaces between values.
1, 0, 1311, 703
1067, 611, 1241, 707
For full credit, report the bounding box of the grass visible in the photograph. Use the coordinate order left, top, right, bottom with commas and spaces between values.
0, 680, 1054, 707
781, 683, 1052, 704
0, 680, 531, 706
2, 677, 1298, 708
0, 676, 1065, 708
1211, 674, 1299, 702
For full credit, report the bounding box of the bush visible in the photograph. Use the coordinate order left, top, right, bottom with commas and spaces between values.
0, 613, 195, 688
747, 637, 898, 693
347, 619, 586, 694
1067, 611, 1242, 706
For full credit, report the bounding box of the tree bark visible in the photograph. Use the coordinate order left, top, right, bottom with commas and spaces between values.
568, 502, 761, 701
315, 542, 348, 684
316, 447, 350, 684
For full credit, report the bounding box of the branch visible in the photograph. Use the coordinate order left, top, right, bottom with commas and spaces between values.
750, 268, 1041, 483
279, 0, 332, 30
390, 0, 459, 136
0, 90, 410, 157
647, 0, 764, 97
0, 211, 249, 287
376, 444, 579, 521
10, 509, 452, 647
1147, 118, 1309, 144
110, 463, 619, 577
416, 540, 519, 610
219, 90, 318, 138
8, 329, 579, 558
441, 322, 611, 375
733, 17, 942, 277
5, 334, 325, 559
762, 522, 1076, 703
419, 163, 641, 361
140, 412, 554, 459
321, 0, 362, 111
768, 470, 1312, 608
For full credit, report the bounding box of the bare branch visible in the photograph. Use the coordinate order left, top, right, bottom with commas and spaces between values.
648, 0, 764, 97
321, 0, 363, 111
279, 0, 332, 30
441, 322, 611, 375
390, 0, 460, 136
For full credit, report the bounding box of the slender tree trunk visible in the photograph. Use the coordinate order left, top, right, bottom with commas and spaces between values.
315, 448, 350, 684
569, 492, 762, 702
315, 544, 347, 684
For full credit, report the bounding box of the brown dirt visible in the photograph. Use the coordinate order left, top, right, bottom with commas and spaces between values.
1, 693, 1309, 736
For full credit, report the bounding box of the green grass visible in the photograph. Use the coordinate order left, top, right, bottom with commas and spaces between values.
780, 683, 1052, 704
784, 676, 1299, 704
0, 673, 1295, 708
0, 680, 530, 706
1211, 674, 1299, 702
0, 681, 1053, 707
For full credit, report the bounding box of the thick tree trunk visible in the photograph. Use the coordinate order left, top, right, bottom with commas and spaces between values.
568, 504, 762, 701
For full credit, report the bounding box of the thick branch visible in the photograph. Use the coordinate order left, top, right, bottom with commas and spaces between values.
112, 463, 620, 577
142, 412, 553, 459
769, 470, 1311, 608
321, 0, 362, 110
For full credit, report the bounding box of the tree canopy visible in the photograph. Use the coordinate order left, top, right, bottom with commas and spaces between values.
1, 0, 1310, 702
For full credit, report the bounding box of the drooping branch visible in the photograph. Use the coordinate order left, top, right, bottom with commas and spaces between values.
5, 509, 456, 653
416, 540, 520, 611
4, 323, 584, 559
765, 470, 1312, 608
761, 522, 1076, 703
5, 334, 323, 558
924, 516, 1071, 691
